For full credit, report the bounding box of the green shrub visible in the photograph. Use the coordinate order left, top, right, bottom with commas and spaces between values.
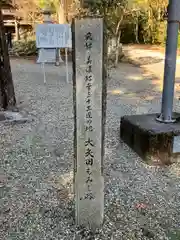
11, 40, 37, 56
154, 22, 167, 45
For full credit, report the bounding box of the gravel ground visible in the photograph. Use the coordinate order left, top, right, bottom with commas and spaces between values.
1, 59, 180, 240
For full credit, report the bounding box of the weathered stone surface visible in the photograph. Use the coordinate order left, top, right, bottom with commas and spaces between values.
120, 113, 180, 165
72, 17, 106, 229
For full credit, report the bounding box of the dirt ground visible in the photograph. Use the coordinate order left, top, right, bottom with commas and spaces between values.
1, 58, 180, 239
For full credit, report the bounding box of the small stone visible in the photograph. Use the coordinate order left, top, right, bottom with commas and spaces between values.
141, 227, 154, 239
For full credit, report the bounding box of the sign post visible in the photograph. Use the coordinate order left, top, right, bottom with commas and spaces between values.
72, 17, 106, 229
42, 62, 46, 84
65, 48, 69, 83
36, 23, 72, 84
37, 8, 55, 84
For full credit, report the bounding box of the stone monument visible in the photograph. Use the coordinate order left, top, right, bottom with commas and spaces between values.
72, 17, 106, 229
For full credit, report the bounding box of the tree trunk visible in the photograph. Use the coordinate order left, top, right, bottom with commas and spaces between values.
115, 30, 121, 67
0, 8, 16, 110
134, 12, 139, 43
135, 22, 139, 43
15, 20, 20, 41
58, 3, 65, 24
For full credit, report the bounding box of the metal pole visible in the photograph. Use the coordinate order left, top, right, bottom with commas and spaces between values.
55, 49, 60, 66
156, 0, 179, 123
65, 47, 69, 83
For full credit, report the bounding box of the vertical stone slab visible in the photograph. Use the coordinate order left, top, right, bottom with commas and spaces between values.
72, 17, 106, 229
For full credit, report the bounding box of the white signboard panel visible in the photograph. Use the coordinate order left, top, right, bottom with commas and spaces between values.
36, 24, 72, 48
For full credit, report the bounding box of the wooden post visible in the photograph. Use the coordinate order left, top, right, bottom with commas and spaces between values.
72, 17, 106, 230
0, 8, 16, 110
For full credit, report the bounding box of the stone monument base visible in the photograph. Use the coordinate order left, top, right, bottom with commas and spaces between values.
120, 113, 180, 165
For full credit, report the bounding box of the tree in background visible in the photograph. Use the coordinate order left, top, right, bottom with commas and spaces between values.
83, 0, 132, 66
0, 0, 16, 110
36, 0, 74, 23
79, 0, 169, 66
14, 0, 41, 29
11, 0, 169, 46
124, 0, 168, 44
146, 0, 168, 44
2, 0, 170, 67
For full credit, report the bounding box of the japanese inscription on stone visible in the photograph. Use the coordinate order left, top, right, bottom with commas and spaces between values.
73, 18, 106, 229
